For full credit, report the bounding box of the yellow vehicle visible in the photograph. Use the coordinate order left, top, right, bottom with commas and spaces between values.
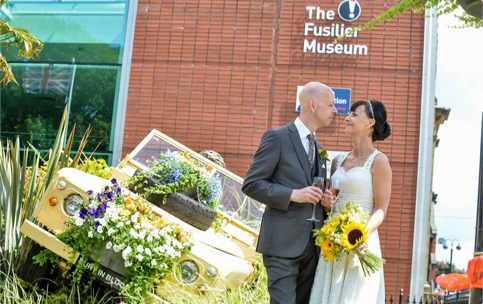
20, 130, 264, 296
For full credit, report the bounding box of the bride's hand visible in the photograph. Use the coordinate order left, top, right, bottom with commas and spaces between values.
321, 189, 337, 208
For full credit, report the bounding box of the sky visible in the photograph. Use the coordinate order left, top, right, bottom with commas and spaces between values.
433, 12, 483, 270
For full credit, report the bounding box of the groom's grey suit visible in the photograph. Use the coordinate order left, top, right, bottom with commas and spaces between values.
242, 121, 327, 304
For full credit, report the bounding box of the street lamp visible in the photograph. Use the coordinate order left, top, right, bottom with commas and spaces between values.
438, 238, 462, 273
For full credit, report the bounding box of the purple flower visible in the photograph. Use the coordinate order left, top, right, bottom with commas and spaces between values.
99, 204, 107, 212
105, 191, 114, 200
94, 220, 101, 230
105, 186, 110, 191
97, 193, 105, 201
111, 178, 118, 185
91, 208, 101, 218
87, 190, 94, 195
115, 187, 121, 194
79, 208, 89, 219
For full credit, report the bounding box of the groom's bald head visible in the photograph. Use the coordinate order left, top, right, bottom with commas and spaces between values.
299, 82, 334, 108
298, 82, 336, 131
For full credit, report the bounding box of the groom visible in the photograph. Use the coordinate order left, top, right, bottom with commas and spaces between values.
242, 82, 337, 304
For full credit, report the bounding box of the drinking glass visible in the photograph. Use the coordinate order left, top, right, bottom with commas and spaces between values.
329, 179, 340, 213
307, 177, 324, 222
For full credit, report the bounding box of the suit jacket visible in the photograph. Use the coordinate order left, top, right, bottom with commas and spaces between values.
242, 121, 327, 258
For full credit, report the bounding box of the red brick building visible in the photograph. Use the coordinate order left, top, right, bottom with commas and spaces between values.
122, 0, 437, 297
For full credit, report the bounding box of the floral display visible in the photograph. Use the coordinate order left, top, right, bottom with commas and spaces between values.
63, 179, 194, 297
314, 201, 385, 277
318, 148, 330, 162
129, 150, 222, 209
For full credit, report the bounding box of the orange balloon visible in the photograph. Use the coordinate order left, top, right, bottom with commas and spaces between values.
436, 273, 470, 291
467, 255, 483, 289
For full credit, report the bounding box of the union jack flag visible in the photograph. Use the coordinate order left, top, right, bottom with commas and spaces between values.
22, 65, 74, 96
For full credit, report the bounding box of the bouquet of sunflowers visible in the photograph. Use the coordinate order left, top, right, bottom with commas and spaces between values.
314, 201, 385, 277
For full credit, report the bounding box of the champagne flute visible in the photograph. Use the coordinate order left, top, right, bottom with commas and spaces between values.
307, 177, 324, 222
329, 179, 340, 213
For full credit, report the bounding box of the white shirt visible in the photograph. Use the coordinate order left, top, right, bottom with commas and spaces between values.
294, 117, 316, 162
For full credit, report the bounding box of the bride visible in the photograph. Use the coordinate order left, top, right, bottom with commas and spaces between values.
310, 100, 392, 304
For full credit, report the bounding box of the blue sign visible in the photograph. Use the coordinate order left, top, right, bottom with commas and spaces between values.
332, 88, 351, 115
295, 87, 351, 115
338, 0, 361, 22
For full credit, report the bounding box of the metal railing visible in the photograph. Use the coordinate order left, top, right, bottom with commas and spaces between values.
386, 289, 470, 304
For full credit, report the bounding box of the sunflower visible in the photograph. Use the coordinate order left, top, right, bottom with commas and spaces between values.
342, 221, 367, 250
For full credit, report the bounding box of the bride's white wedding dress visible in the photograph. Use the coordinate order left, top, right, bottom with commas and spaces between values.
309, 149, 385, 304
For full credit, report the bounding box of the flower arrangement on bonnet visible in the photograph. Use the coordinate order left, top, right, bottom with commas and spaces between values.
129, 150, 222, 209
38, 178, 194, 299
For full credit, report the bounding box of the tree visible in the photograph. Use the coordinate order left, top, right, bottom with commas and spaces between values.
347, 0, 483, 39
0, 0, 43, 85
435, 260, 467, 277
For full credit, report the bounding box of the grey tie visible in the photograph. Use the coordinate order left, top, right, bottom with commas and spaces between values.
307, 133, 315, 168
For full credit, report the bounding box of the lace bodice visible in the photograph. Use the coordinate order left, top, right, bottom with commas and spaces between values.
331, 149, 381, 215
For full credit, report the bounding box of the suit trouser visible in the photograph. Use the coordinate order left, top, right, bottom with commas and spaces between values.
263, 233, 318, 304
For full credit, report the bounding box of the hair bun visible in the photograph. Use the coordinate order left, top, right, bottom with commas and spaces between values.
382, 122, 391, 139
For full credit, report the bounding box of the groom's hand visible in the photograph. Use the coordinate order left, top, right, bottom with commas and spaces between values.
290, 187, 323, 204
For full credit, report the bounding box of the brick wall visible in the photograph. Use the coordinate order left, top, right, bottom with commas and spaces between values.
124, 0, 425, 296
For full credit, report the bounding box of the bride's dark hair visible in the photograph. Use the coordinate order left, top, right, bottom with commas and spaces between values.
351, 100, 391, 142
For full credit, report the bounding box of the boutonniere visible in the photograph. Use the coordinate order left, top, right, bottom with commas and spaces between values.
319, 149, 329, 162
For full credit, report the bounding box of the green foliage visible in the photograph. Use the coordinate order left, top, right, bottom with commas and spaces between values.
434, 260, 466, 277
0, 0, 43, 85
0, 106, 94, 278
80, 159, 114, 179
339, 0, 482, 40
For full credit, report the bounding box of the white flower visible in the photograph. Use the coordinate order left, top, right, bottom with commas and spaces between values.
151, 259, 157, 267
134, 224, 140, 230
88, 231, 93, 238
108, 228, 115, 236
136, 254, 144, 262
165, 247, 176, 258
130, 228, 139, 239
141, 221, 152, 229
75, 218, 84, 226
117, 221, 124, 228
131, 212, 140, 224
122, 246, 132, 260
106, 241, 112, 250
137, 245, 144, 253
113, 245, 120, 252
98, 217, 107, 226
124, 260, 132, 268
97, 225, 103, 233
88, 200, 99, 209
147, 235, 153, 243
145, 248, 152, 256
138, 230, 146, 240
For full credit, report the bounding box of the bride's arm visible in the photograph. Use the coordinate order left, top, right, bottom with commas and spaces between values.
367, 154, 392, 236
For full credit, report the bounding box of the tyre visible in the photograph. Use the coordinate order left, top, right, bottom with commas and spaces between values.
129, 173, 216, 231
16, 241, 56, 287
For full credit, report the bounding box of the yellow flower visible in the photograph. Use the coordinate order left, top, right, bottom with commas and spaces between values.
119, 209, 130, 217
318, 149, 330, 161
342, 221, 367, 250
323, 250, 335, 262
321, 239, 334, 252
